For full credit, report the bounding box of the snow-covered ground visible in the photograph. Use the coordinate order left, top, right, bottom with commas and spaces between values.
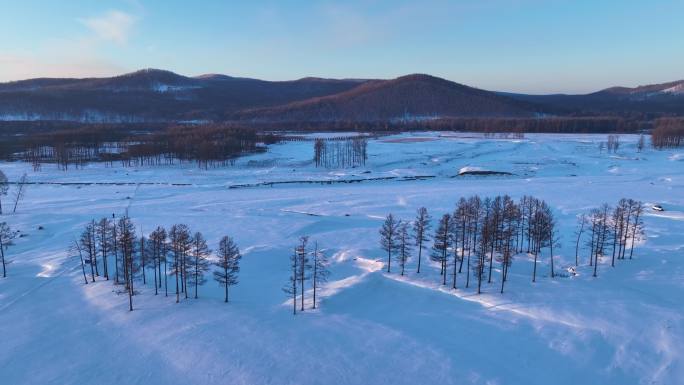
0, 132, 683, 385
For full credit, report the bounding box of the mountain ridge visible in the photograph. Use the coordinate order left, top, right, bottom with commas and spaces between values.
0, 69, 682, 123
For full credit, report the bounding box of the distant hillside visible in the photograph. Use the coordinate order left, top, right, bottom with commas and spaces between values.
504, 80, 684, 116
0, 69, 368, 122
596, 80, 684, 97
236, 74, 540, 122
1, 69, 683, 124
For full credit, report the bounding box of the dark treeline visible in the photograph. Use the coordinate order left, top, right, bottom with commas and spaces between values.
3, 123, 280, 170
313, 137, 368, 168
249, 116, 644, 134
0, 117, 649, 171
72, 216, 242, 311
651, 118, 684, 149
378, 196, 644, 296
284, 236, 330, 314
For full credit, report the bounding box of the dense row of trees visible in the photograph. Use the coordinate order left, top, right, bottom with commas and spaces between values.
7, 124, 280, 171
254, 117, 642, 134
313, 137, 368, 168
284, 236, 330, 314
380, 195, 557, 294
574, 199, 644, 277
379, 196, 645, 295
651, 118, 684, 149
73, 217, 242, 311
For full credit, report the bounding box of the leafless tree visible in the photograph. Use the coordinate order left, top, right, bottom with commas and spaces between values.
11, 173, 28, 214
412, 207, 431, 274
188, 232, 210, 299
169, 224, 191, 303
214, 235, 241, 303
311, 241, 329, 309
574, 214, 587, 267
0, 222, 14, 278
397, 222, 412, 276
379, 214, 400, 273
70, 238, 88, 285
432, 214, 452, 286
0, 170, 8, 215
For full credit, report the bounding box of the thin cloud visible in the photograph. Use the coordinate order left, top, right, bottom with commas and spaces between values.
79, 10, 136, 45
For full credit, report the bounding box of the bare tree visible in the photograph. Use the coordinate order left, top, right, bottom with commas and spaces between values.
117, 216, 137, 311
188, 232, 210, 299
79, 222, 97, 283
169, 224, 191, 303
70, 238, 89, 284
96, 218, 112, 280
296, 236, 310, 312
139, 231, 148, 285
149, 227, 167, 296
628, 201, 644, 260
379, 214, 400, 273
412, 207, 431, 274
111, 218, 120, 284
214, 235, 241, 303
11, 173, 28, 214
637, 134, 645, 152
0, 222, 14, 278
284, 248, 298, 315
465, 196, 482, 288
311, 241, 329, 309
0, 170, 8, 215
574, 214, 586, 266
432, 214, 452, 286
397, 222, 412, 276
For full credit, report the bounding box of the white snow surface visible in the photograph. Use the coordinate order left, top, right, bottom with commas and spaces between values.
0, 132, 683, 385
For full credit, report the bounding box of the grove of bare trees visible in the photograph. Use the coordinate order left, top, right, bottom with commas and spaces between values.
377, 196, 644, 295
72, 217, 242, 311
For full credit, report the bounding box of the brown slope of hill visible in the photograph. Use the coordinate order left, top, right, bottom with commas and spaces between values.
235, 74, 540, 122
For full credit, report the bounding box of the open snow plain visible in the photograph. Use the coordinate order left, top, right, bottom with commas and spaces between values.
0, 132, 682, 385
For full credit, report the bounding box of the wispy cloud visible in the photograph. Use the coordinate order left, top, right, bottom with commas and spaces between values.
0, 53, 125, 81
0, 9, 139, 81
79, 10, 136, 45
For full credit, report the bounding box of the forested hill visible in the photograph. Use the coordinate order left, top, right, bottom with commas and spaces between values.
1, 69, 683, 124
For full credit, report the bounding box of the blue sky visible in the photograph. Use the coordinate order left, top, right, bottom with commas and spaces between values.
1, 0, 682, 93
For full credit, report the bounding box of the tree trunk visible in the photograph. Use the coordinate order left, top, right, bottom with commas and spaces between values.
574, 228, 582, 266
313, 247, 318, 309
141, 236, 146, 285
416, 238, 422, 274
549, 230, 555, 278
386, 246, 391, 273
164, 257, 168, 297
0, 238, 5, 278
452, 248, 458, 289
89, 245, 95, 283
466, 246, 471, 288
175, 255, 180, 303
629, 211, 640, 260
488, 242, 494, 283
224, 264, 229, 303
194, 258, 199, 299
153, 251, 158, 295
